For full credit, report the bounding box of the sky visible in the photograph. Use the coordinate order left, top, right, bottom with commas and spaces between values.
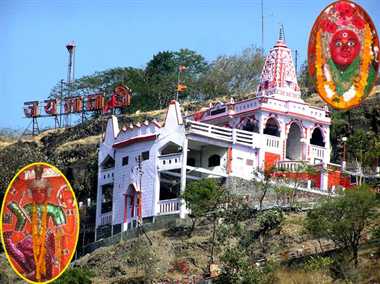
0, 0, 378, 130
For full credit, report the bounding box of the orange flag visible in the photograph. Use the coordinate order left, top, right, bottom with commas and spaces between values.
179, 65, 187, 72
177, 83, 187, 92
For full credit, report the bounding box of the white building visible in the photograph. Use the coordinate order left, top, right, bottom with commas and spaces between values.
95, 34, 348, 239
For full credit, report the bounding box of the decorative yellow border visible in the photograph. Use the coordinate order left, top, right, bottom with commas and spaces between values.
0, 162, 80, 284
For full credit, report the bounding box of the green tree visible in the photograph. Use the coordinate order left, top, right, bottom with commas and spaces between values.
216, 246, 265, 284
346, 129, 380, 183
145, 49, 208, 107
273, 162, 317, 208
199, 47, 264, 99
238, 208, 283, 258
298, 61, 316, 98
182, 178, 225, 237
252, 168, 275, 211
182, 178, 227, 264
304, 185, 378, 267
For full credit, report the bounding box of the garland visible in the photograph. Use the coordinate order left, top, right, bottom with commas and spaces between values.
32, 202, 48, 281
328, 57, 360, 95
315, 23, 373, 109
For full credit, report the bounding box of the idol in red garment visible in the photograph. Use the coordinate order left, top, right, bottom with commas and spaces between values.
1, 164, 79, 283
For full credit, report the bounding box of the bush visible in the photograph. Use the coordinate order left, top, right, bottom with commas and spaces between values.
54, 267, 93, 284
304, 256, 333, 272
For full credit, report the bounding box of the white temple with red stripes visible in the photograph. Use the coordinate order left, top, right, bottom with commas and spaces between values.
95, 31, 350, 239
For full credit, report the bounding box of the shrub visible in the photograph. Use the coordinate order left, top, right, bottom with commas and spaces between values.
54, 267, 93, 284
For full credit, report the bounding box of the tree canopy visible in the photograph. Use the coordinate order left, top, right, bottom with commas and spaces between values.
49, 47, 265, 113
304, 185, 379, 267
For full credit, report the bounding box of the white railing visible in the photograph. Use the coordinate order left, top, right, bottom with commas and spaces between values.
234, 129, 259, 147
276, 160, 306, 171
188, 121, 233, 142
264, 135, 280, 149
158, 198, 180, 215
311, 145, 325, 159
100, 211, 112, 226
158, 153, 182, 170
187, 121, 263, 148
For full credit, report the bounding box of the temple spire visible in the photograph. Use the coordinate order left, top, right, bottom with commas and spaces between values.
279, 24, 285, 42
256, 26, 302, 102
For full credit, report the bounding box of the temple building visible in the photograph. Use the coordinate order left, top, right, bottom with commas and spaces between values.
95, 32, 350, 239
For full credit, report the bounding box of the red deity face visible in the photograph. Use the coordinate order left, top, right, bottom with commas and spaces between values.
329, 29, 361, 69
31, 181, 49, 204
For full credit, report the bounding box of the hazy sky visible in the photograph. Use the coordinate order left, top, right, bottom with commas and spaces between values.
0, 0, 378, 130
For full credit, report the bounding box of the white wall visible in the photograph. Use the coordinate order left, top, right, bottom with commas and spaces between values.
113, 140, 157, 225
231, 145, 258, 179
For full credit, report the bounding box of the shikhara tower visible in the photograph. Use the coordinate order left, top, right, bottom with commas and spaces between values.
95, 31, 350, 239
257, 28, 301, 101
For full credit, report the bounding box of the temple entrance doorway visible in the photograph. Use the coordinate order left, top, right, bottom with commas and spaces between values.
286, 123, 302, 160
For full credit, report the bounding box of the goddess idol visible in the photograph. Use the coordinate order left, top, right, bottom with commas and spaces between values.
308, 0, 379, 110
1, 164, 79, 283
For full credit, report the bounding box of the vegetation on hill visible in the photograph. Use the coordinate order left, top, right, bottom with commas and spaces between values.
50, 47, 264, 115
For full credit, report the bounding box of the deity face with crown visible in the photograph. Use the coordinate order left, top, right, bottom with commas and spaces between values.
308, 0, 379, 110
1, 163, 79, 283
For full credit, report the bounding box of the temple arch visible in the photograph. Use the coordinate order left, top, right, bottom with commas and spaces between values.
239, 116, 259, 133
286, 123, 302, 160
310, 127, 325, 147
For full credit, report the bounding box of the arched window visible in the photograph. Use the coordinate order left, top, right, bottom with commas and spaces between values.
240, 117, 259, 133
208, 154, 221, 167
264, 117, 280, 137
310, 128, 325, 147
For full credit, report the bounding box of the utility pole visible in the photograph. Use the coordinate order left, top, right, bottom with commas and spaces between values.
65, 41, 76, 127
135, 155, 152, 244
136, 155, 143, 226
261, 0, 264, 54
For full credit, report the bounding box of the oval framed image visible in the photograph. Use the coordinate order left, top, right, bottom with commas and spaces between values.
0, 162, 80, 284
308, 0, 379, 110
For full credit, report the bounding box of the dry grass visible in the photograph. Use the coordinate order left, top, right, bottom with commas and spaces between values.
56, 135, 101, 152
0, 141, 14, 149
281, 213, 306, 238
275, 269, 332, 284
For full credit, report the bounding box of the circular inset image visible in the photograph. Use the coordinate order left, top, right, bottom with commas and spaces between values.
0, 162, 79, 283
308, 0, 379, 110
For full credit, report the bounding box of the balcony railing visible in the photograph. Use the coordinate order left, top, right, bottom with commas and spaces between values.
187, 121, 264, 148
264, 135, 280, 149
188, 121, 233, 142
276, 160, 306, 171
100, 211, 112, 226
158, 198, 180, 215
158, 153, 182, 171
311, 145, 325, 160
